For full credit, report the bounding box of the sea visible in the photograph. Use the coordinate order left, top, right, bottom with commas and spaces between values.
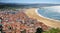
38, 6, 60, 21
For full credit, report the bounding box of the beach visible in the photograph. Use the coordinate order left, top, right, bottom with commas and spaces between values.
25, 8, 60, 28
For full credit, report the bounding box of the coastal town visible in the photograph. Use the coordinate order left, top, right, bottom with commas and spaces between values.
0, 9, 49, 33
0, 0, 60, 33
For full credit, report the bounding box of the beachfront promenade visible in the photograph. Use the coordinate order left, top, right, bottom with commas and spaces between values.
25, 8, 60, 28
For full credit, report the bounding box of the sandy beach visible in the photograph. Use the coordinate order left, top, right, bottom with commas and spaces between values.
25, 8, 60, 28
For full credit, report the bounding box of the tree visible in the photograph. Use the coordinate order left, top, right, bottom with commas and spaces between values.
35, 27, 43, 33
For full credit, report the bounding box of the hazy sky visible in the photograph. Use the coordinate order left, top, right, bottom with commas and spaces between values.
0, 0, 60, 4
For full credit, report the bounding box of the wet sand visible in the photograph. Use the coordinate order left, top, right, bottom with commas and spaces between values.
25, 8, 60, 28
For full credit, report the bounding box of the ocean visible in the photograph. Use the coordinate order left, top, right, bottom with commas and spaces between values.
38, 6, 60, 21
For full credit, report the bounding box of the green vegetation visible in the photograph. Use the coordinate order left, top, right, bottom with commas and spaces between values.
43, 28, 60, 33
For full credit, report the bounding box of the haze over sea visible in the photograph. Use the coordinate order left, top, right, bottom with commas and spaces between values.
38, 6, 60, 21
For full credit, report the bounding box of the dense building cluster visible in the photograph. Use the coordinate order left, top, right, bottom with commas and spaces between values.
0, 9, 49, 33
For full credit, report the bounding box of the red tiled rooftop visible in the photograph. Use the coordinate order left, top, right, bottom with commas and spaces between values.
0, 10, 49, 33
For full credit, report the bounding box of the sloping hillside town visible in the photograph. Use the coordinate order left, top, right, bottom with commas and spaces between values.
0, 9, 49, 33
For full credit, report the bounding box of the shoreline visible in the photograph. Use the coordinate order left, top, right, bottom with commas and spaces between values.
35, 8, 60, 22
25, 8, 60, 28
